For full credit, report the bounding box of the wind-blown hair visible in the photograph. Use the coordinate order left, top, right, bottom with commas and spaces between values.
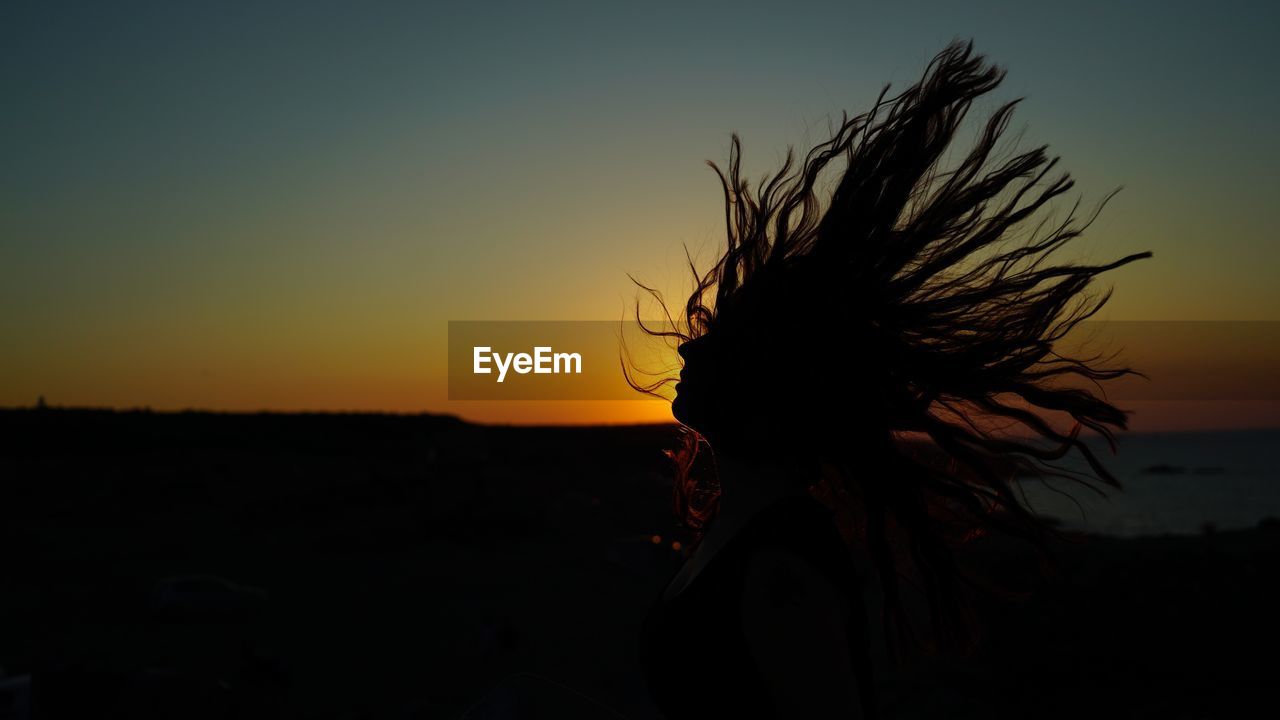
627, 41, 1150, 654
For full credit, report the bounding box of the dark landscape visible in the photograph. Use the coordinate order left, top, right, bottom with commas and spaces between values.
2, 408, 1278, 719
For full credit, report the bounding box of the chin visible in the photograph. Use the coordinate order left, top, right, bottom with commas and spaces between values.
671, 390, 705, 430
671, 393, 692, 427
671, 395, 718, 439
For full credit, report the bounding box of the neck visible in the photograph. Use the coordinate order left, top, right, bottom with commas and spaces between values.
713, 451, 810, 522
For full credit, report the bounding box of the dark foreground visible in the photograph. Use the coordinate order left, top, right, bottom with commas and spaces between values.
2, 409, 1277, 719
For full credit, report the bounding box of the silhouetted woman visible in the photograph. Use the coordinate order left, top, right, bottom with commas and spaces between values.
631, 41, 1149, 719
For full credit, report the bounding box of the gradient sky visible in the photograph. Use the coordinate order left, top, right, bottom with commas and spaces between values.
3, 1, 1278, 427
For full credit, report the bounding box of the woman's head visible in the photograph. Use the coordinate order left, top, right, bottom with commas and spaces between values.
629, 40, 1150, 654
670, 260, 888, 461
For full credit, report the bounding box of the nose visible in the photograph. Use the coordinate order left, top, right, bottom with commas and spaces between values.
677, 335, 706, 363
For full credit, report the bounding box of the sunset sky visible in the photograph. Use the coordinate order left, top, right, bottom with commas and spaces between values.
3, 1, 1278, 428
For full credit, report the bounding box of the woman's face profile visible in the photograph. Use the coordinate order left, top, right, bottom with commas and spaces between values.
669, 301, 875, 455
671, 332, 719, 434
671, 322, 768, 444
669, 276, 856, 452
669, 280, 813, 446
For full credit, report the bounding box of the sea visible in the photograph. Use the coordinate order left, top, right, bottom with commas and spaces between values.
1015, 429, 1280, 536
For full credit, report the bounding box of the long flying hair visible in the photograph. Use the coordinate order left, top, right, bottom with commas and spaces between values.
627, 41, 1150, 654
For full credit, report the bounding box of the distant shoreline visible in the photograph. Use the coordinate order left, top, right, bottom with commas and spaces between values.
4, 405, 1278, 435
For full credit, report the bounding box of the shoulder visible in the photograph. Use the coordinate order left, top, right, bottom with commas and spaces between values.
740, 543, 850, 618
740, 497, 855, 596
738, 545, 867, 717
